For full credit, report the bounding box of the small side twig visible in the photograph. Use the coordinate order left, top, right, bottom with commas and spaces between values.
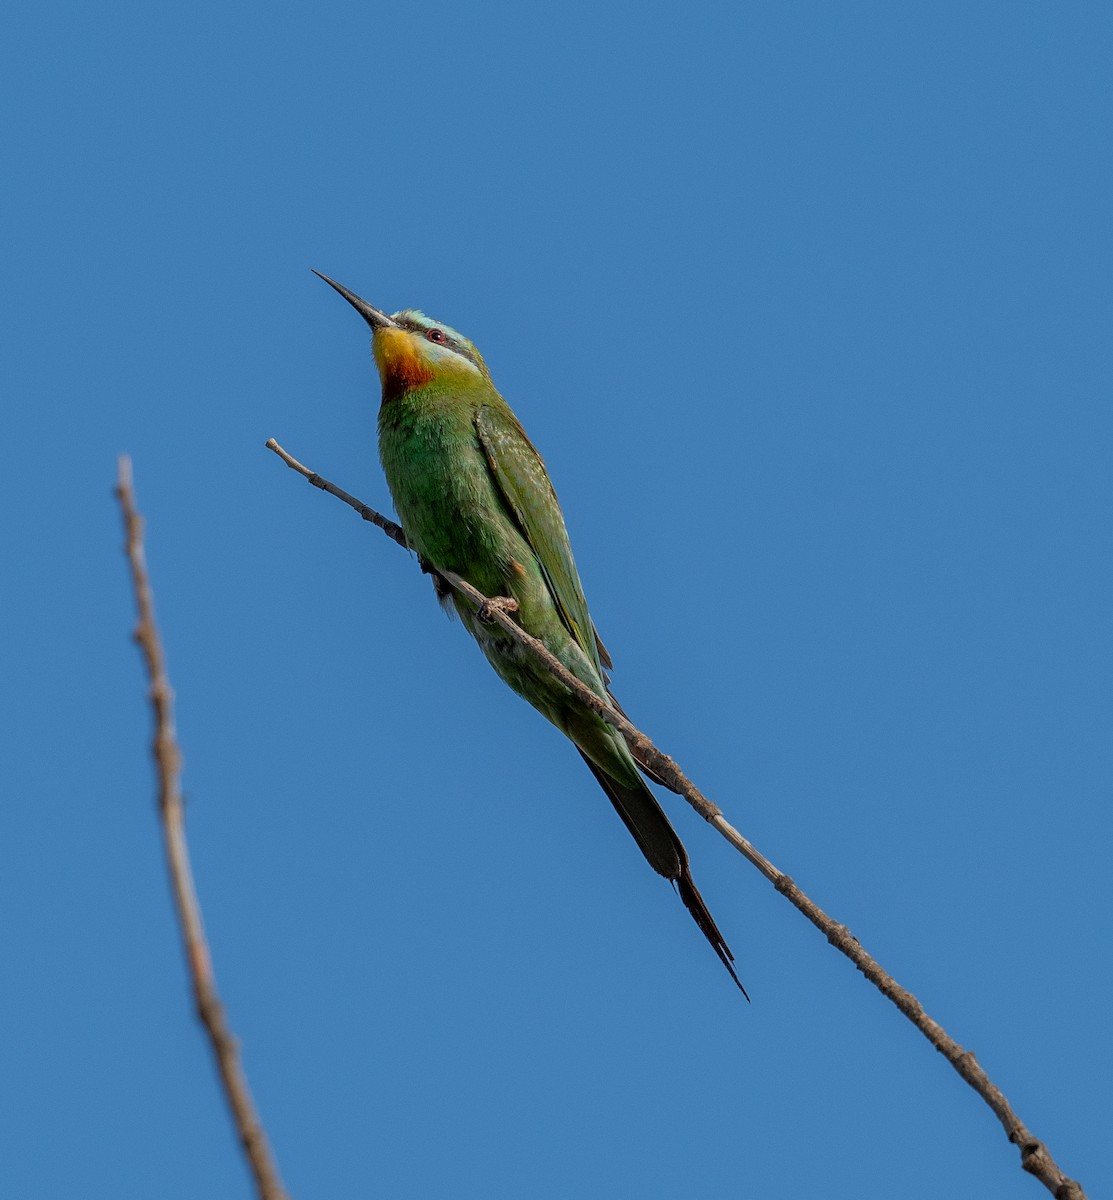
265, 436, 1085, 1200
116, 457, 290, 1200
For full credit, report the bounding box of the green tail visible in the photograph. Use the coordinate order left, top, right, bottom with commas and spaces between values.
576, 752, 748, 999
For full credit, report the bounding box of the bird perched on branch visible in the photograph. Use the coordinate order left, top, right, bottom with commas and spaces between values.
314, 270, 745, 996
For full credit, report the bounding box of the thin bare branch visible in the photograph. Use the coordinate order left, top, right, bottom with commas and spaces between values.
117, 456, 290, 1200
265, 436, 1085, 1200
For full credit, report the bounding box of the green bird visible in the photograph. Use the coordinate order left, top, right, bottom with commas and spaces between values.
314, 270, 745, 996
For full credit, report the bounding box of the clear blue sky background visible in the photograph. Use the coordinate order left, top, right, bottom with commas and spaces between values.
2, 3, 1108, 1197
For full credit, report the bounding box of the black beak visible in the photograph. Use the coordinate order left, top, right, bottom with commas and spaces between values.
312, 269, 399, 330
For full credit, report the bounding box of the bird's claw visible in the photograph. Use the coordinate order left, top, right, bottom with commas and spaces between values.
477, 595, 519, 624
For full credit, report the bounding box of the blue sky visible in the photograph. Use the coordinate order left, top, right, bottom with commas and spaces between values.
2, 3, 1109, 1197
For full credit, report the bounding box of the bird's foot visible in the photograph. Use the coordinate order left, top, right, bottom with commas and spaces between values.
476, 595, 519, 624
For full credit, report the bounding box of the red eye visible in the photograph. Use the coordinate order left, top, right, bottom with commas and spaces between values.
427, 328, 446, 344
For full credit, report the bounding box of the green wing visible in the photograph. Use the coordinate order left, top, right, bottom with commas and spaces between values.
475, 404, 611, 677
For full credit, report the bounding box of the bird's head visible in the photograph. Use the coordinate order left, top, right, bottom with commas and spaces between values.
313, 270, 488, 401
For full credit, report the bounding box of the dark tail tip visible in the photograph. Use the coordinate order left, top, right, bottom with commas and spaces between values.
677, 871, 750, 1002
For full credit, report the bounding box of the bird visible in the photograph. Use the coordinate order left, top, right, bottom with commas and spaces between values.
314, 269, 746, 997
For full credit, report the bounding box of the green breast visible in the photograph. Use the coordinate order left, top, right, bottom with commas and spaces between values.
377, 386, 528, 596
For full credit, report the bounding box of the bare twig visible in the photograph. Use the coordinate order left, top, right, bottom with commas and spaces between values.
117, 457, 290, 1200
266, 437, 1086, 1198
